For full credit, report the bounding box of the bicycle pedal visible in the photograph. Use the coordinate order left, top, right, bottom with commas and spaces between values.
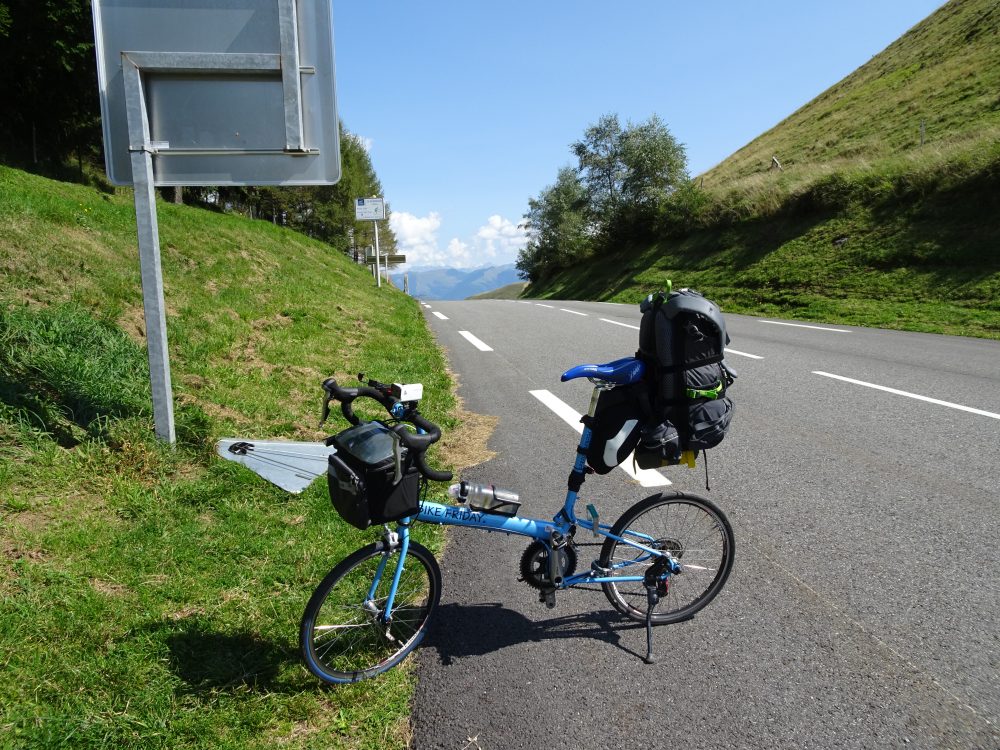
539, 589, 556, 609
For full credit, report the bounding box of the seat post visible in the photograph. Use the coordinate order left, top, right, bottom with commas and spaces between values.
561, 381, 615, 523
587, 380, 615, 417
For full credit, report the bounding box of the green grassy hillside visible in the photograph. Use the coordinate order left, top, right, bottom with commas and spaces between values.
0, 165, 456, 749
703, 0, 1000, 188
527, 0, 1000, 338
530, 140, 1000, 337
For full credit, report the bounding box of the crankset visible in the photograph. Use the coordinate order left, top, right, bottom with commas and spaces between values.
518, 540, 577, 590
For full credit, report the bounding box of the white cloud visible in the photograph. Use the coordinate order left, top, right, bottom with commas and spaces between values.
446, 238, 471, 265
389, 211, 528, 269
475, 215, 528, 262
390, 211, 445, 265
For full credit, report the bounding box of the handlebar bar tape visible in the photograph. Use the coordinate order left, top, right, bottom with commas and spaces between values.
415, 451, 453, 482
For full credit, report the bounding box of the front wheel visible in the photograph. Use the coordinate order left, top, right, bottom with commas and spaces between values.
600, 492, 734, 624
300, 541, 441, 684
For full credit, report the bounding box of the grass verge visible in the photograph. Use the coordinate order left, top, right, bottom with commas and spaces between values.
0, 165, 461, 749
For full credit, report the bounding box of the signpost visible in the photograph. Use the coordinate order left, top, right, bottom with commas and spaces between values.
92, 0, 340, 443
355, 197, 387, 287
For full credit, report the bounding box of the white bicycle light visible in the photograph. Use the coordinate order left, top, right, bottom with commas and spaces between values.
391, 383, 423, 402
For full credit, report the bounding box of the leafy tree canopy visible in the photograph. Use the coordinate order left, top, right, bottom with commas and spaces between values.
518, 113, 689, 282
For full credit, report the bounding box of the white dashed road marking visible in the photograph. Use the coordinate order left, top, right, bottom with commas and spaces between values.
760, 320, 850, 333
725, 348, 764, 360
813, 371, 1000, 420
600, 318, 639, 330
432, 311, 448, 320
529, 390, 671, 487
458, 331, 494, 352
560, 308, 588, 316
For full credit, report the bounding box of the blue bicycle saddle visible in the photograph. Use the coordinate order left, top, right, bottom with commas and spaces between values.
560, 357, 645, 385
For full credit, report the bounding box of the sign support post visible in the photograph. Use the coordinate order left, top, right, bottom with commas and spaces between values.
123, 54, 175, 443
374, 220, 382, 288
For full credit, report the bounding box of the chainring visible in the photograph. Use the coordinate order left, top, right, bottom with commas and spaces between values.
519, 541, 577, 590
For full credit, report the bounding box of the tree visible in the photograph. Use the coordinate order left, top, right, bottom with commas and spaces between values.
0, 1, 101, 172
517, 167, 590, 282
571, 114, 625, 228
571, 113, 688, 240
620, 114, 688, 215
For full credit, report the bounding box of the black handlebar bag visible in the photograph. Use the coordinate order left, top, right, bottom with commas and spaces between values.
327, 422, 421, 529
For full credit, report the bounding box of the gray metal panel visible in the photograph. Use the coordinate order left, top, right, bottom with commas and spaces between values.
92, 0, 339, 186
147, 74, 287, 150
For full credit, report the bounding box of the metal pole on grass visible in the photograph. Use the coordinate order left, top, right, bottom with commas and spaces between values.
374, 219, 382, 288
123, 53, 176, 444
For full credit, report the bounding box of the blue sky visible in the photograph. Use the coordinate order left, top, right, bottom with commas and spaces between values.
331, 1, 945, 270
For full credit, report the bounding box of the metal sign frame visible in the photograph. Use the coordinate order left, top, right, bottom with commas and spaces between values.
93, 0, 340, 186
92, 0, 341, 443
355, 196, 387, 286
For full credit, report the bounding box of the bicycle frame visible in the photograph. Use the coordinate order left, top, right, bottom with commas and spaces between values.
373, 383, 671, 621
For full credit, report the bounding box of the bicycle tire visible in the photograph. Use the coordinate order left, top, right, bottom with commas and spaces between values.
599, 491, 734, 625
300, 540, 441, 684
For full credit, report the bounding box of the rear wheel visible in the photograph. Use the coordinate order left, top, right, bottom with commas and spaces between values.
300, 541, 441, 684
600, 492, 734, 624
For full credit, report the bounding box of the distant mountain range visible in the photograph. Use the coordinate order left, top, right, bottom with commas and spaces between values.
391, 263, 521, 300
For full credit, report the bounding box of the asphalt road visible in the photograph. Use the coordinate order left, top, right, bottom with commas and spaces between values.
410, 299, 1000, 750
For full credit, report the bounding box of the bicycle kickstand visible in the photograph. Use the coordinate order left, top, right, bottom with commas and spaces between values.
642, 583, 658, 664
642, 557, 672, 665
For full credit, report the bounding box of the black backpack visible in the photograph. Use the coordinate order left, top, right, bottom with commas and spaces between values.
634, 287, 736, 468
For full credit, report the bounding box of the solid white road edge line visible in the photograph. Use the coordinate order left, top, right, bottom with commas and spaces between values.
760, 320, 850, 333
529, 389, 671, 487
813, 371, 1000, 420
432, 311, 448, 320
458, 331, 494, 352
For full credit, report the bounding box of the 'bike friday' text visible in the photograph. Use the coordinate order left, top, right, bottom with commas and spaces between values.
419, 502, 485, 523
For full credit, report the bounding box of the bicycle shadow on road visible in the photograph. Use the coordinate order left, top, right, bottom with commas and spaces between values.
422, 601, 647, 665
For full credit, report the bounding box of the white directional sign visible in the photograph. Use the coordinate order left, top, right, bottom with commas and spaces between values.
355, 197, 386, 221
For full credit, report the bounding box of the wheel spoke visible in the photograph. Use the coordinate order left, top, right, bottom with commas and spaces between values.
599, 495, 733, 624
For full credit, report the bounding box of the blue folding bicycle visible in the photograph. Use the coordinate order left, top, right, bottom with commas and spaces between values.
299, 359, 735, 684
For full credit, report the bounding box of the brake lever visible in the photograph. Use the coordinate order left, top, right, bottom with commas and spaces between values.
319, 389, 333, 428
390, 430, 403, 484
